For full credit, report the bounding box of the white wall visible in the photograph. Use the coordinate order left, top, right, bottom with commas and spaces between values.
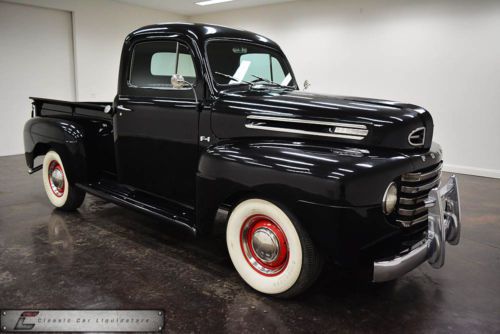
8, 0, 185, 101
191, 0, 500, 178
0, 2, 75, 156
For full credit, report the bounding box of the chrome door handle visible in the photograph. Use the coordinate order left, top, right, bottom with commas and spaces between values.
116, 105, 132, 116
117, 105, 132, 112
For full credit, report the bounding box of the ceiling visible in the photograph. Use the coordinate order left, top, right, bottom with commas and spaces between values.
115, 0, 297, 16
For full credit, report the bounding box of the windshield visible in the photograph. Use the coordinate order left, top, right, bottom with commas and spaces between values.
206, 40, 295, 88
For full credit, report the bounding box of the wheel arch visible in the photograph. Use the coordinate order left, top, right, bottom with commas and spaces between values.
195, 140, 336, 236
24, 117, 88, 183
210, 188, 297, 233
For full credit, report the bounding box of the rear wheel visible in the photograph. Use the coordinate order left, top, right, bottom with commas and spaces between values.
226, 198, 323, 298
42, 150, 85, 211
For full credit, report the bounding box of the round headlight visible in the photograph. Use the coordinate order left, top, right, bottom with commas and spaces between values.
382, 182, 398, 215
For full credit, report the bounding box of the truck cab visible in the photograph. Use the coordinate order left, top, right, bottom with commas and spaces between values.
24, 23, 461, 297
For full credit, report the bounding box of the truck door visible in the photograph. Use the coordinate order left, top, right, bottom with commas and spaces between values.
113, 39, 201, 206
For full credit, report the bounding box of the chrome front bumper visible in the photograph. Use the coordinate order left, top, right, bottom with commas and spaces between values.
373, 175, 461, 282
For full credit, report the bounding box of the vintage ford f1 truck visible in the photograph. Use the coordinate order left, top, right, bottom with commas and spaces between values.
24, 23, 461, 297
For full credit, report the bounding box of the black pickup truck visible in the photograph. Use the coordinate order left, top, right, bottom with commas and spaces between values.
24, 23, 461, 297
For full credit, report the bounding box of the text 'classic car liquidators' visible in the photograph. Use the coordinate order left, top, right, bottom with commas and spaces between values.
24, 23, 461, 297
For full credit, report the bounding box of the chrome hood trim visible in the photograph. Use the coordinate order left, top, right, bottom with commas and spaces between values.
245, 115, 369, 141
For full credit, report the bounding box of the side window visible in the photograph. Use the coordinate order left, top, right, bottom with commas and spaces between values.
129, 41, 196, 89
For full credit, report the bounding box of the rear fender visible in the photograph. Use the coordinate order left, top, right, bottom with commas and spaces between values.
24, 117, 87, 183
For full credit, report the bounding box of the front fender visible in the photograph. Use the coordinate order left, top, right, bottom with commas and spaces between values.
198, 139, 442, 205
196, 139, 443, 251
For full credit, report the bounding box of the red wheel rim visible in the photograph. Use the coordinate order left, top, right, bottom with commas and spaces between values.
48, 160, 65, 197
240, 214, 289, 276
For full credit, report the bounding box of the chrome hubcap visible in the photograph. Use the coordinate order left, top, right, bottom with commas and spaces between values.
240, 215, 289, 276
251, 228, 280, 263
51, 169, 64, 189
48, 160, 65, 197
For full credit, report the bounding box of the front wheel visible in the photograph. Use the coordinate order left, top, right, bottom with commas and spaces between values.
42, 150, 85, 211
226, 198, 323, 298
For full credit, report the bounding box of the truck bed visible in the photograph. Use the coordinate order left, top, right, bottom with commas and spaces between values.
31, 97, 112, 120
27, 97, 116, 180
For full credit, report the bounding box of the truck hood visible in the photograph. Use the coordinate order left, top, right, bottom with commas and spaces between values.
211, 88, 434, 151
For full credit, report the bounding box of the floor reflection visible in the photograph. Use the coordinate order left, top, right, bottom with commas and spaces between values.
47, 211, 75, 266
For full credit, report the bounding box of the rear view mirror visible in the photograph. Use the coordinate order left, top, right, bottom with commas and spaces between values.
303, 80, 311, 91
171, 74, 198, 104
171, 74, 187, 89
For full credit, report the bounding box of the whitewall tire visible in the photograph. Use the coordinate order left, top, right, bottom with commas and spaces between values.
226, 198, 322, 297
42, 150, 85, 211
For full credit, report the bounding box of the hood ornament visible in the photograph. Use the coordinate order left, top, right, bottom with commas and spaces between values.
408, 127, 426, 147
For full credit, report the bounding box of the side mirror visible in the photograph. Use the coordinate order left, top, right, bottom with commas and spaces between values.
171, 74, 187, 89
303, 80, 311, 91
171, 74, 198, 104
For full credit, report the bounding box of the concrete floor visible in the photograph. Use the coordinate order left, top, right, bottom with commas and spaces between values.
1, 154, 499, 333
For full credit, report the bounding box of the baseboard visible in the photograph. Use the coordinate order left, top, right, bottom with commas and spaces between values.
443, 164, 500, 179
0, 153, 24, 157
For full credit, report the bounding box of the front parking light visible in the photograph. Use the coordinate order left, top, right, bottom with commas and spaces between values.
382, 182, 398, 215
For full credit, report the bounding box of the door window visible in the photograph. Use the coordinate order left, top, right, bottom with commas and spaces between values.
129, 41, 197, 89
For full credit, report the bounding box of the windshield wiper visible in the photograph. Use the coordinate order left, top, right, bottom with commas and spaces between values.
214, 72, 253, 85
251, 75, 291, 89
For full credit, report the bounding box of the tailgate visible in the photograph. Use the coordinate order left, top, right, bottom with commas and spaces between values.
31, 97, 112, 121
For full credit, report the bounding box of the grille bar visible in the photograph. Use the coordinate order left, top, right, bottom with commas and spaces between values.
398, 206, 428, 216
401, 162, 442, 182
396, 214, 428, 228
396, 162, 443, 228
400, 176, 441, 194
399, 195, 427, 205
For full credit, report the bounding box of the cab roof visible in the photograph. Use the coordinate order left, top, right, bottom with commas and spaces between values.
127, 22, 281, 50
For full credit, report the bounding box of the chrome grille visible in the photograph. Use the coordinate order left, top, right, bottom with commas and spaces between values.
396, 162, 442, 227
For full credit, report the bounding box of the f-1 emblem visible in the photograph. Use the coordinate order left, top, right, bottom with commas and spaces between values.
200, 136, 211, 143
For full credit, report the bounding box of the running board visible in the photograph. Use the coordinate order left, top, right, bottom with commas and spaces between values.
76, 181, 197, 236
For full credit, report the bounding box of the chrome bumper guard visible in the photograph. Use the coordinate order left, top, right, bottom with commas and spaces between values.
373, 175, 461, 282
